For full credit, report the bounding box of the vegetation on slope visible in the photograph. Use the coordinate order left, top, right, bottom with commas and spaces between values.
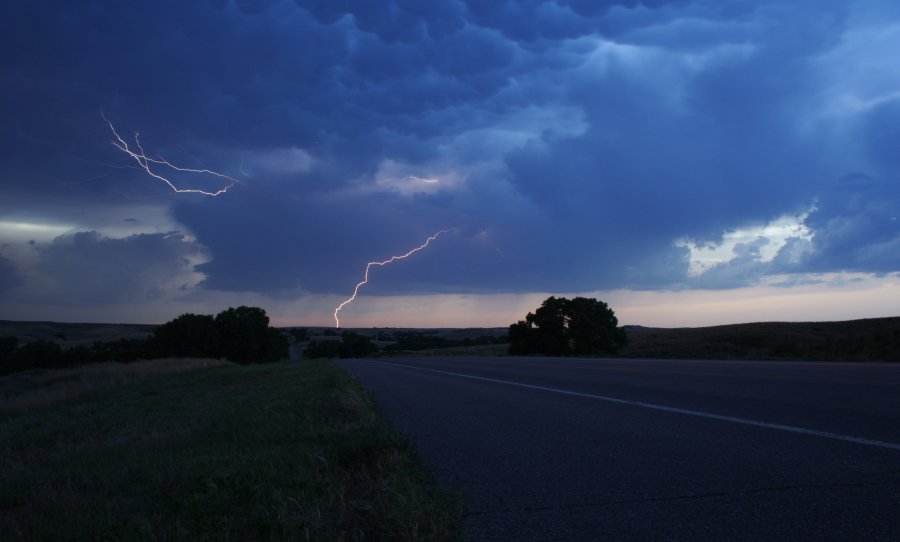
621, 317, 900, 362
0, 359, 464, 541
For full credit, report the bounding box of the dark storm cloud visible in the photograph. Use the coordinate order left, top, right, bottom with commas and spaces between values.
13, 232, 206, 304
0, 254, 20, 294
1, 0, 899, 301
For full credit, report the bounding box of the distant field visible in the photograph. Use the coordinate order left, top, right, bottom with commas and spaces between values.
0, 320, 155, 346
0, 359, 464, 541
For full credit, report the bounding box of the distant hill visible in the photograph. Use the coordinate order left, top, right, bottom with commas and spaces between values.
620, 317, 900, 362
2, 318, 898, 362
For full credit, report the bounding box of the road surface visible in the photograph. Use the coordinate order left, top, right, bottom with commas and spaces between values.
338, 356, 900, 541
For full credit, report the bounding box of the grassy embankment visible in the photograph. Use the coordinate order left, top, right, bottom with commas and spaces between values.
0, 359, 464, 541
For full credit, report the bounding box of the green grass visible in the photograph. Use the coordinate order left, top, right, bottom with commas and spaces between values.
0, 359, 464, 541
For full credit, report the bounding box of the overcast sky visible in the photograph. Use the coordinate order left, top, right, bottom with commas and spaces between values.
1, 0, 899, 327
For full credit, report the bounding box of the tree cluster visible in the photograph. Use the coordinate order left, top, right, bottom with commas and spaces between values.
150, 306, 288, 364
508, 296, 627, 356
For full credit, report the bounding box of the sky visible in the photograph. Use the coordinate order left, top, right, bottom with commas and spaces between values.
1, 0, 899, 328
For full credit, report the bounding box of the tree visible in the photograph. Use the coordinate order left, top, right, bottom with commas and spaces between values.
508, 296, 626, 356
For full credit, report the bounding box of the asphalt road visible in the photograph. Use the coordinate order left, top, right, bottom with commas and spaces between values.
338, 357, 900, 541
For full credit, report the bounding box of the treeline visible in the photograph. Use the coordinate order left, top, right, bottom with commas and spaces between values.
304, 332, 379, 359
302, 330, 507, 359
383, 333, 506, 352
0, 337, 148, 374
1, 306, 288, 375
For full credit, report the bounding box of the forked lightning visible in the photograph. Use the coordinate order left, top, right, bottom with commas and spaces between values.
103, 114, 238, 196
334, 230, 448, 328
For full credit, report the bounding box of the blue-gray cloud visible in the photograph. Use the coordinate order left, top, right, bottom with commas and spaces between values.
0, 253, 20, 295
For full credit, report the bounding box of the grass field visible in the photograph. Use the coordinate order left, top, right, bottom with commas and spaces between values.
0, 359, 464, 541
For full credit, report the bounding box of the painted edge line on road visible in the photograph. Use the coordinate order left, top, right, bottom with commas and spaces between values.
369, 360, 900, 453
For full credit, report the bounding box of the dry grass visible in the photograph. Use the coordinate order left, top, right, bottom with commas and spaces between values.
0, 358, 232, 411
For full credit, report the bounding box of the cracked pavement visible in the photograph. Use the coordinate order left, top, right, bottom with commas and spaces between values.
339, 357, 900, 541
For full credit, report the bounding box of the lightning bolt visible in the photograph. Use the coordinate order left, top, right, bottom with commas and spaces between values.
102, 113, 238, 196
334, 230, 449, 328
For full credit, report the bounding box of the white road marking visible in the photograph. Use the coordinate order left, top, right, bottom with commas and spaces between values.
370, 360, 900, 452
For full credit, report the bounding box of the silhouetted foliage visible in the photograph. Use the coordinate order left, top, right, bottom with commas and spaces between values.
0, 336, 18, 359
148, 306, 287, 364
338, 332, 379, 358
143, 306, 286, 364
88, 338, 151, 363
151, 313, 219, 358
0, 307, 289, 374
1, 336, 153, 374
508, 296, 627, 356
17, 340, 65, 369
304, 332, 379, 359
383, 333, 507, 352
214, 306, 288, 364
303, 340, 342, 359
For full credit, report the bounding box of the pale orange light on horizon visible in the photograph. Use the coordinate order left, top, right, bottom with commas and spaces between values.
3, 274, 897, 329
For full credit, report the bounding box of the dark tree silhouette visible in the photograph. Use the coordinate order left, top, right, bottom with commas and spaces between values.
304, 332, 379, 359
508, 296, 626, 356
151, 313, 219, 358
214, 306, 288, 364
337, 332, 379, 358
150, 306, 288, 364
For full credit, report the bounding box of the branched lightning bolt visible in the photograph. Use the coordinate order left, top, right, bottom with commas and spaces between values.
334, 230, 449, 328
102, 113, 238, 196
